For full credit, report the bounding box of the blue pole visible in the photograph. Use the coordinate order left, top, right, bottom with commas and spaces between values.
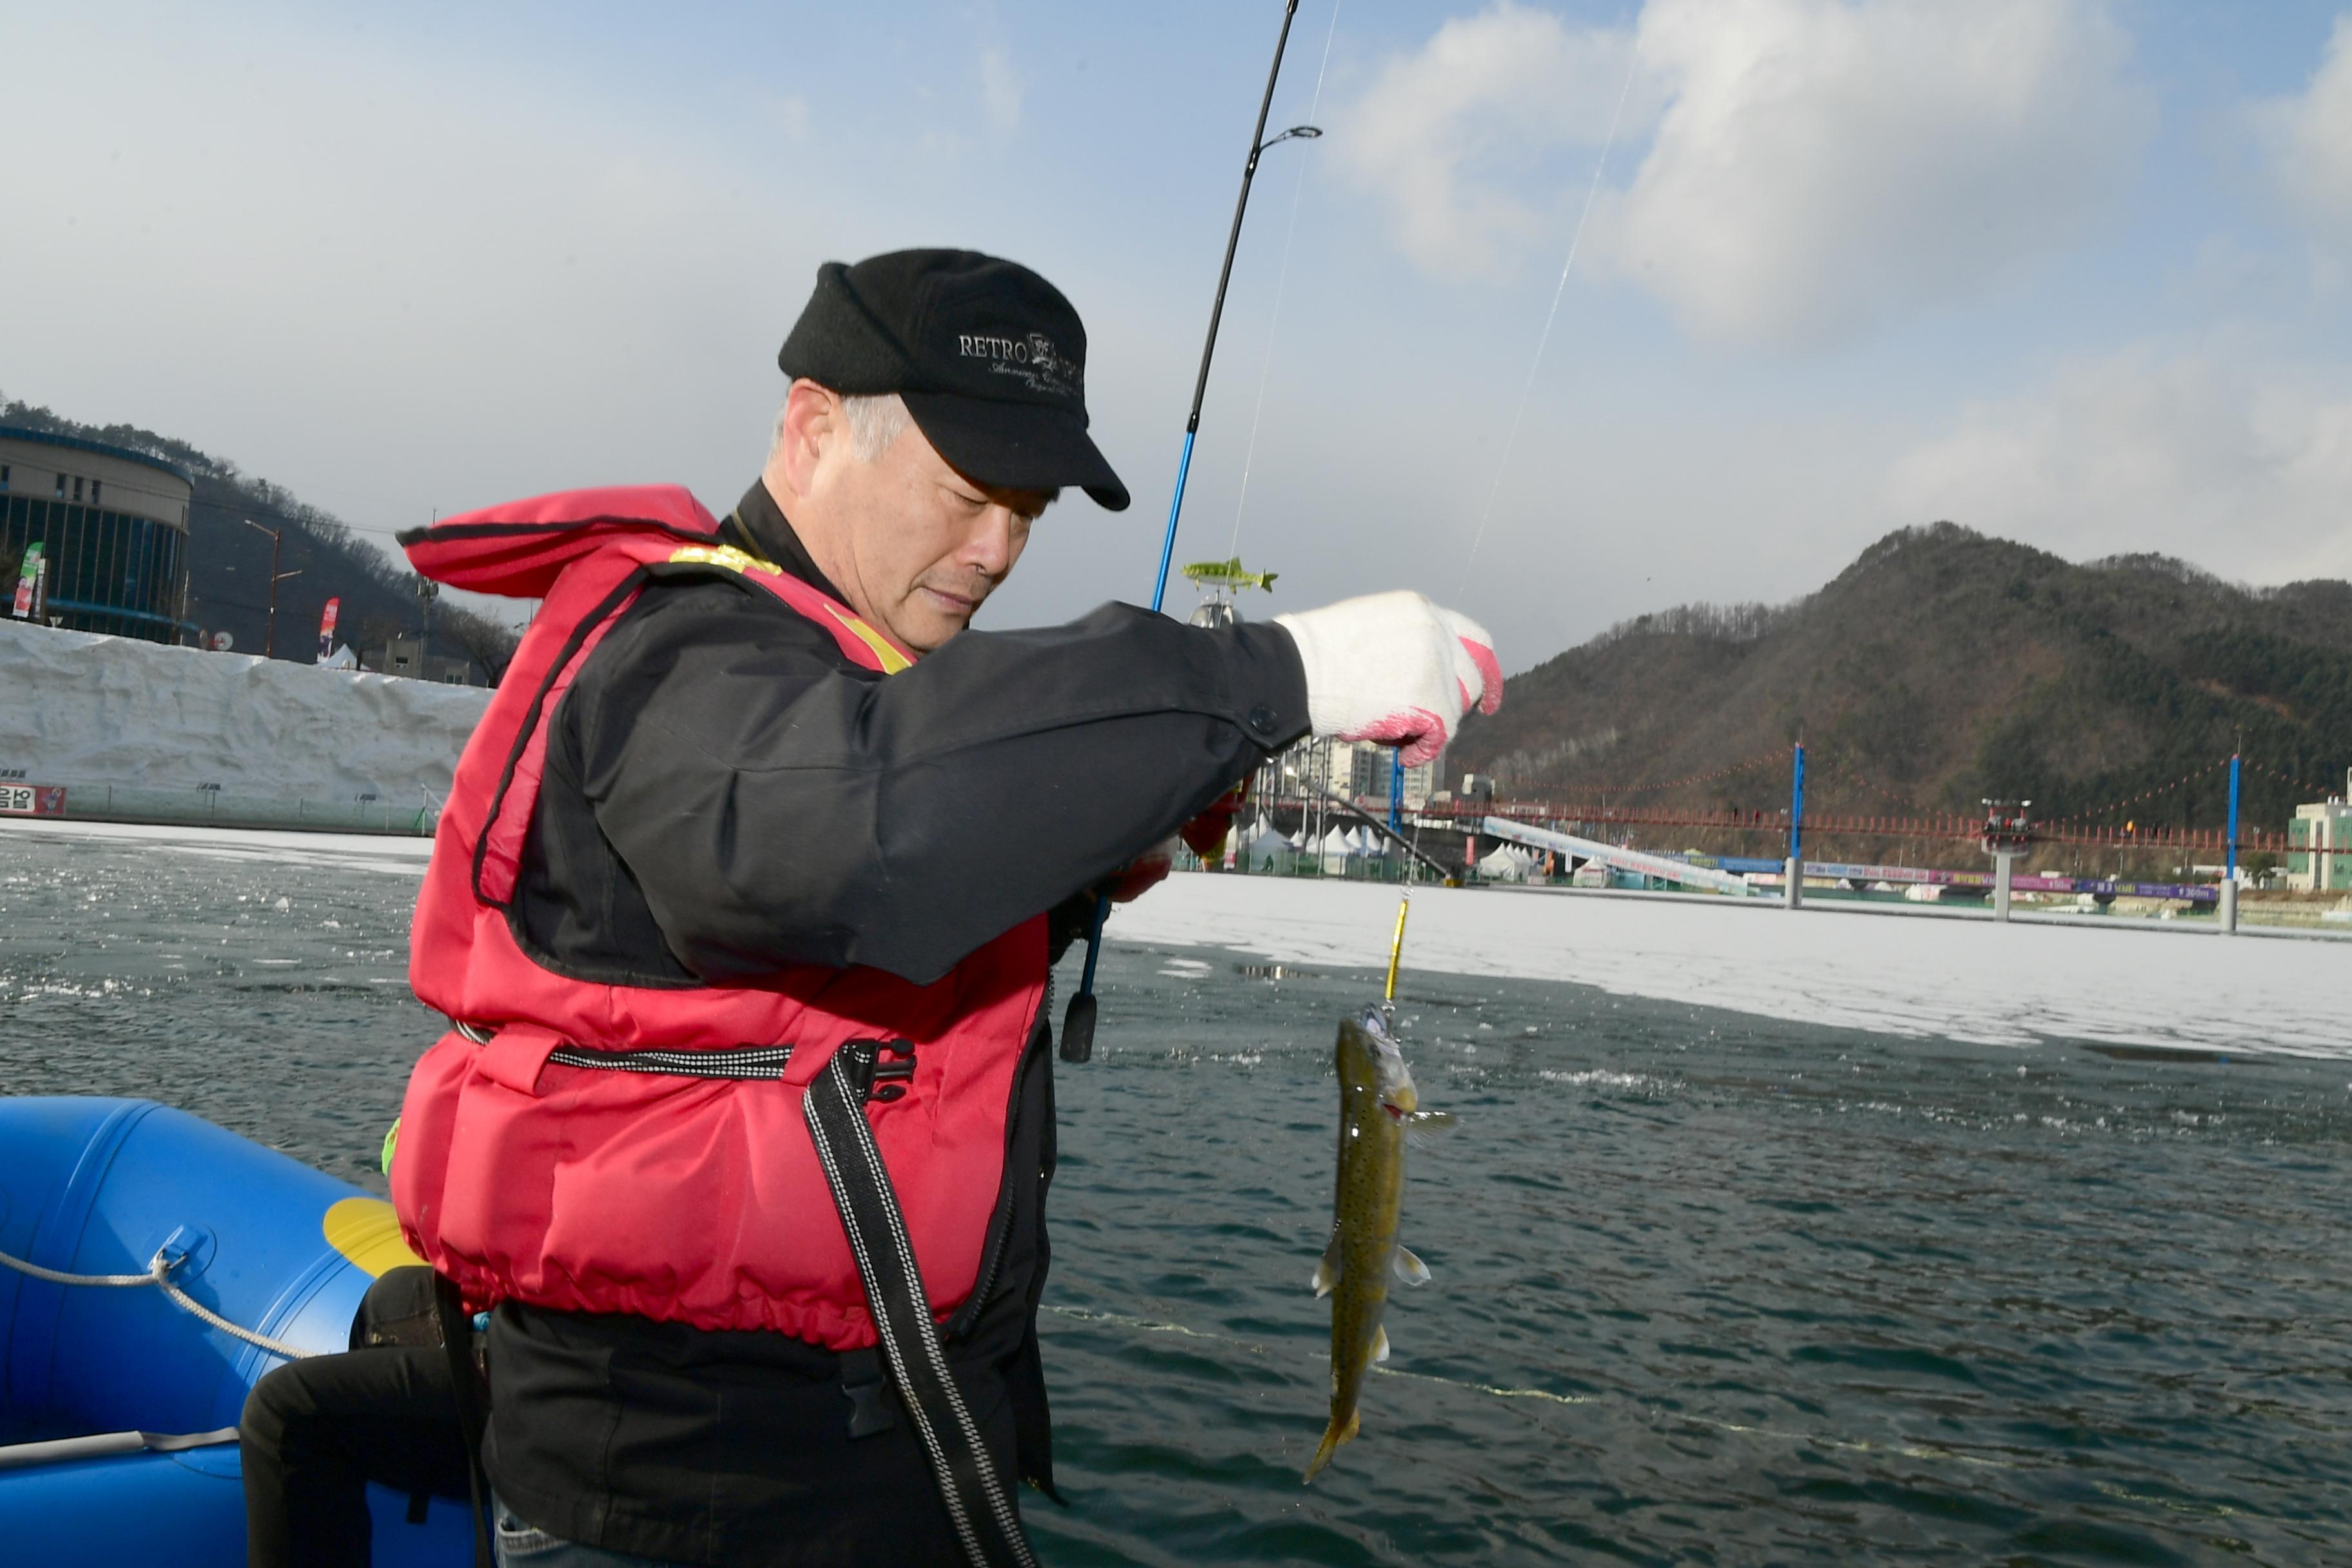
1388, 749, 1404, 836
2227, 752, 2241, 880
1790, 742, 1805, 864
1148, 431, 1198, 614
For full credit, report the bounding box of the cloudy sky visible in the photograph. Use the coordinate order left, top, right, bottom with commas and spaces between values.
6, 1, 2350, 671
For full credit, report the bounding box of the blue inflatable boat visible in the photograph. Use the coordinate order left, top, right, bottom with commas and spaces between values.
0, 1097, 475, 1565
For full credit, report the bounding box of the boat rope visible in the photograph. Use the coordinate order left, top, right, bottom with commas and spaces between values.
0, 1427, 243, 1473
0, 1244, 317, 1361
1457, 40, 1642, 595
1227, 0, 1343, 560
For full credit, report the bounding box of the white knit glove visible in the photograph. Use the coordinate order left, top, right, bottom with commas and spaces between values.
1273, 591, 1502, 767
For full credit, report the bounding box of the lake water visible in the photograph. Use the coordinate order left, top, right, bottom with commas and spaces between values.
6, 825, 2349, 1564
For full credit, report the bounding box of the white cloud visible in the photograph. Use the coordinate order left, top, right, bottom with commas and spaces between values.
1885, 342, 2352, 583
1343, 1, 2153, 344
1335, 3, 1652, 276
981, 46, 1024, 135
1595, 0, 2154, 349
2255, 14, 2352, 246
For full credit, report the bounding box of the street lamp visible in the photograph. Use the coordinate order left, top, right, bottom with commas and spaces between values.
416, 576, 440, 661
242, 520, 303, 659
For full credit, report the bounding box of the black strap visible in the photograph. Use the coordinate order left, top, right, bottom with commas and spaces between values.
545, 1042, 795, 1079
804, 1044, 1038, 1568
431, 1274, 496, 1568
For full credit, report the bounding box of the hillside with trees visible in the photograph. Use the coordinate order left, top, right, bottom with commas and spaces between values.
1447, 524, 2352, 865
1, 398, 517, 681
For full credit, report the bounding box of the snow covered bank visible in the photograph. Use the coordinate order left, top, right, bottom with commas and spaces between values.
1108, 875, 2351, 1060
1, 621, 488, 803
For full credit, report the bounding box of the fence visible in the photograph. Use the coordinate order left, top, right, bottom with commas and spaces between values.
38, 784, 435, 837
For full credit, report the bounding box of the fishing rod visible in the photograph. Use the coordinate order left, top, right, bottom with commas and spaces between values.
1382, 891, 1410, 1019
1062, 0, 1319, 1063
1293, 776, 1457, 884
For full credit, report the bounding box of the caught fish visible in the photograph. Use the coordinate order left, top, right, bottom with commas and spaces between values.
1304, 1005, 1451, 1483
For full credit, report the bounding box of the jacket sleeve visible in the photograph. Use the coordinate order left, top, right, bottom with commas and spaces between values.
565, 585, 1310, 985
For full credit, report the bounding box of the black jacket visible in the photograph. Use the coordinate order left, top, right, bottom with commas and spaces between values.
482, 482, 1309, 1563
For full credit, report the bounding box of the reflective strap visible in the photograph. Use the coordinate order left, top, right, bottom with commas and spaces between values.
545, 1043, 796, 1080
804, 1046, 1037, 1568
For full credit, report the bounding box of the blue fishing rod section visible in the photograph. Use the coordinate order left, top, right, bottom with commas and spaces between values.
0, 1097, 473, 1565
1062, 0, 1311, 1063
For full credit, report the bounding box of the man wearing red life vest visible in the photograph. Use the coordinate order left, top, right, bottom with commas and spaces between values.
387, 250, 1502, 1567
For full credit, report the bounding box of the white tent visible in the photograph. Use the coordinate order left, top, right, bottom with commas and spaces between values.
1239, 820, 1297, 873
1477, 843, 1530, 881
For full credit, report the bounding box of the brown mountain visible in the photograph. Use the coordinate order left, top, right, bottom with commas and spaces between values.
1447, 523, 2352, 850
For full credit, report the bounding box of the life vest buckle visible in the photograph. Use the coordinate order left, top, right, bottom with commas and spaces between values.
854, 1039, 918, 1103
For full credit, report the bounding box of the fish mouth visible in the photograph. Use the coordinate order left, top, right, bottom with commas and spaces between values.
1384, 1084, 1418, 1117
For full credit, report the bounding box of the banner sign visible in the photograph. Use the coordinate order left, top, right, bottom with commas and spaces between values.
1740, 858, 2218, 905
11, 545, 43, 619
316, 596, 341, 663
0, 785, 66, 816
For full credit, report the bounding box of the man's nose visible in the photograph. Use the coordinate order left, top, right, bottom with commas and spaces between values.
962, 507, 1017, 577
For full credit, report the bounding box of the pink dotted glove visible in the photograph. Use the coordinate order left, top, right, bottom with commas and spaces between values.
1273, 591, 1502, 766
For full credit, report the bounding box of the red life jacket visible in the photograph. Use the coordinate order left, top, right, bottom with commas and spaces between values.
389, 485, 1048, 1349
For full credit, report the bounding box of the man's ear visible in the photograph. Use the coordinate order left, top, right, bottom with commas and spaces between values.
773, 380, 844, 496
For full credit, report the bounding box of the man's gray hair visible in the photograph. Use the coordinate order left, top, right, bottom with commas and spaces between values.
776, 384, 911, 462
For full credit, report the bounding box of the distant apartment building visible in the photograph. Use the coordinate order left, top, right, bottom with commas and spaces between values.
1278, 734, 1439, 809
1, 426, 195, 643
2286, 778, 2352, 893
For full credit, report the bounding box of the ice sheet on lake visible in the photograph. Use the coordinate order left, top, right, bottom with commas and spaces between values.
1110, 876, 2351, 1060
0, 817, 433, 876
10, 819, 2335, 1059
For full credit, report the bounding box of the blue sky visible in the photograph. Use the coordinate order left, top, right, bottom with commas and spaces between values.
6, 1, 2351, 671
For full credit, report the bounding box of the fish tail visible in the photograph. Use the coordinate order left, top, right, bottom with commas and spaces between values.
1301, 1406, 1360, 1484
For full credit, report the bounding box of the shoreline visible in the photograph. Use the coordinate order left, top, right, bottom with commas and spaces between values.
5, 820, 2338, 1060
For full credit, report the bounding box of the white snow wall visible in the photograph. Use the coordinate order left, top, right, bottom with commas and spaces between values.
1, 621, 491, 803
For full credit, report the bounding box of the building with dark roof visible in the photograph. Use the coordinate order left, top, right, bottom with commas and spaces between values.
1, 425, 195, 643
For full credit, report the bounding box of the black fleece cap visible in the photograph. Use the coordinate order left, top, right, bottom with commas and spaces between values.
777, 249, 1130, 511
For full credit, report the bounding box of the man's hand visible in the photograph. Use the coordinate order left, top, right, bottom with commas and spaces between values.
1273, 591, 1502, 765
1106, 837, 1175, 903
1180, 778, 1251, 865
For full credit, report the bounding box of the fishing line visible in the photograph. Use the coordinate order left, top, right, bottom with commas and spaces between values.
1456, 39, 1642, 596
1227, 0, 1344, 560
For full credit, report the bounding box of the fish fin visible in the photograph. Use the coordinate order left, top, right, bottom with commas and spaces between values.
1371, 1325, 1390, 1364
1392, 1246, 1431, 1288
1302, 1407, 1360, 1485
1311, 1228, 1343, 1297
1404, 1110, 1456, 1150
